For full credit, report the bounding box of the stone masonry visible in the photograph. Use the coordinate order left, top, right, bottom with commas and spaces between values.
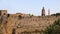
0, 9, 60, 34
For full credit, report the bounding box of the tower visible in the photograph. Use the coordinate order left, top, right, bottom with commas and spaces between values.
0, 10, 7, 17
41, 7, 45, 16
0, 10, 7, 34
48, 9, 50, 15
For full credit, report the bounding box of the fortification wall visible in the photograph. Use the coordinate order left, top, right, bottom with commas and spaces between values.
6, 15, 60, 34
0, 10, 60, 34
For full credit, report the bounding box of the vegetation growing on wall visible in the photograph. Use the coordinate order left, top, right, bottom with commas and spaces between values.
44, 18, 60, 34
29, 14, 34, 18
51, 13, 60, 16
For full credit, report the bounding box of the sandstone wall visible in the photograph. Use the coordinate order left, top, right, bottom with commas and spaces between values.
0, 10, 60, 34
6, 15, 60, 34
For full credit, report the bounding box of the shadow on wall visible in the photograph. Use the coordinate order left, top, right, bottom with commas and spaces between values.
18, 30, 44, 34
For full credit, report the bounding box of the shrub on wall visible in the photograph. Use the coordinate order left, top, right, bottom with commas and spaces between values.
29, 14, 34, 18
51, 13, 60, 16
44, 18, 60, 34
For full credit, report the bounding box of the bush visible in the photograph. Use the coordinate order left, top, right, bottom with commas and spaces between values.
29, 14, 34, 18
44, 18, 60, 34
51, 13, 60, 16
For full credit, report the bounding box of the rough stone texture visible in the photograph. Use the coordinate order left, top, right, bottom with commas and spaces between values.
0, 10, 60, 34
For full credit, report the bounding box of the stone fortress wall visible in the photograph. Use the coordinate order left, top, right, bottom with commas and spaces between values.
0, 9, 60, 34
7, 15, 60, 34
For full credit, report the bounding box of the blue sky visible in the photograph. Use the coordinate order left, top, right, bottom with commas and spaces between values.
0, 0, 60, 16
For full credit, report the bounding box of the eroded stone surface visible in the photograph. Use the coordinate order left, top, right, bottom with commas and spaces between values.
0, 10, 60, 34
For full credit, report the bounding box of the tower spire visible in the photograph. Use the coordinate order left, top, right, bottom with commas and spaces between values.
41, 7, 45, 16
